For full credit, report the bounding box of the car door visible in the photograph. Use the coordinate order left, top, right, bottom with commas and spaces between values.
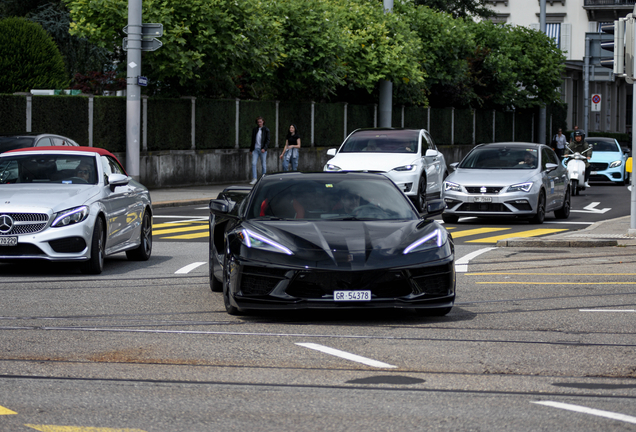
542, 147, 565, 210
100, 155, 137, 248
422, 131, 444, 198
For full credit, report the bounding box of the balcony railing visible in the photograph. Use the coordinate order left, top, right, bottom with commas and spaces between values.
584, 0, 636, 6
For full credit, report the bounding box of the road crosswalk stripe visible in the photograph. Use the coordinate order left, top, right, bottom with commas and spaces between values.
163, 232, 210, 239
445, 227, 509, 238
153, 225, 209, 235
465, 228, 568, 243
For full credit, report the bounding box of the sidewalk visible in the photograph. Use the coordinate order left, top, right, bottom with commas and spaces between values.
149, 184, 636, 247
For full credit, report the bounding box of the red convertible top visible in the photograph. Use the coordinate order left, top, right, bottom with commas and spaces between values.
5, 146, 126, 174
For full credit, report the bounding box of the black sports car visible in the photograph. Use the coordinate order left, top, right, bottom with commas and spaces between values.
208, 172, 455, 316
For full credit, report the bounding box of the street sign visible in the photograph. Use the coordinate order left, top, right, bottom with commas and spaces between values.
591, 94, 601, 112
137, 76, 148, 86
123, 23, 163, 38
123, 37, 163, 52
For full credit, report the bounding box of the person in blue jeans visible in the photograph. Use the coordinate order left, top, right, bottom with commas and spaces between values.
279, 124, 301, 171
250, 116, 270, 184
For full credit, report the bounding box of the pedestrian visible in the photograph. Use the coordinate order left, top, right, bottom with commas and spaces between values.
565, 129, 593, 188
279, 124, 301, 171
551, 128, 567, 160
250, 116, 270, 184
569, 125, 584, 142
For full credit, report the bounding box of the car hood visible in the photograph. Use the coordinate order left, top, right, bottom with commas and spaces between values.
241, 219, 451, 270
0, 185, 99, 213
590, 152, 625, 163
447, 168, 538, 186
327, 152, 419, 172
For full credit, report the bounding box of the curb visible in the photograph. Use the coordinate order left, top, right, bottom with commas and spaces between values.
153, 199, 211, 209
496, 238, 619, 247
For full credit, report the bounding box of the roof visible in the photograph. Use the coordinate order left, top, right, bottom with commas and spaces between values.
4, 145, 115, 157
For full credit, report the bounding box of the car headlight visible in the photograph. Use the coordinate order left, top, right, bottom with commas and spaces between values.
239, 229, 293, 255
508, 182, 533, 193
393, 164, 417, 172
324, 163, 341, 171
403, 228, 447, 254
51, 206, 89, 227
609, 160, 622, 168
444, 181, 461, 192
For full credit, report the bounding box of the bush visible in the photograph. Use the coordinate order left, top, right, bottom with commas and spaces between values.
0, 17, 68, 93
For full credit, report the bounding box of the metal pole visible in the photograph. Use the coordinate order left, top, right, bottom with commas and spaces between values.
539, 0, 547, 144
584, 36, 590, 135
378, 0, 393, 128
631, 80, 636, 233
126, 0, 142, 180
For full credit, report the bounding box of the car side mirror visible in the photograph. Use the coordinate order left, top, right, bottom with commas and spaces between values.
449, 162, 459, 171
209, 199, 230, 214
327, 148, 337, 157
108, 173, 130, 190
545, 163, 558, 172
425, 149, 439, 157
425, 199, 446, 218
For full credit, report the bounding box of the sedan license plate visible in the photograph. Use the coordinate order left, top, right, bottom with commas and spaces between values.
0, 236, 17, 246
334, 290, 371, 301
591, 171, 598, 175
473, 196, 492, 203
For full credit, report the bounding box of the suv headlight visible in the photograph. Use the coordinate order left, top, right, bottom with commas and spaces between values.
52, 206, 89, 227
444, 181, 461, 192
609, 160, 622, 168
393, 164, 417, 172
508, 182, 533, 193
324, 164, 341, 171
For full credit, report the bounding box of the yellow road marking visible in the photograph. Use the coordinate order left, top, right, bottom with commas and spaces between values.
152, 221, 206, 229
447, 227, 510, 238
25, 426, 146, 432
476, 282, 636, 285
0, 405, 17, 415
153, 225, 209, 235
466, 228, 568, 243
163, 231, 210, 239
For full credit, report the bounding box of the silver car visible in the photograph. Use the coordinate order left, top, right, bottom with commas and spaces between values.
0, 147, 152, 273
442, 143, 570, 224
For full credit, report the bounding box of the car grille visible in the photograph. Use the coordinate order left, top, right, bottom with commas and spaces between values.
457, 203, 511, 212
0, 243, 45, 256
239, 266, 289, 296
590, 162, 608, 171
49, 237, 87, 253
0, 213, 49, 235
465, 186, 503, 194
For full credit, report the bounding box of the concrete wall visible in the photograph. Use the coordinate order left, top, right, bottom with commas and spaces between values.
115, 145, 474, 189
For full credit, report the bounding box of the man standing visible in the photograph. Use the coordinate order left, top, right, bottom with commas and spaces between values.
250, 116, 270, 185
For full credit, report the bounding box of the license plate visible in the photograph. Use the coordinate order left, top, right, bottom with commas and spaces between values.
473, 196, 492, 203
0, 236, 17, 246
334, 290, 371, 301
591, 171, 597, 175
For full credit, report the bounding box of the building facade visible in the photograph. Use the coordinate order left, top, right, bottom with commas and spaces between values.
486, 0, 635, 136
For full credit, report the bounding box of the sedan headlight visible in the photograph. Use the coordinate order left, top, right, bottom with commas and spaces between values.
52, 206, 89, 228
393, 164, 417, 172
444, 181, 461, 192
508, 182, 533, 193
324, 163, 341, 171
403, 228, 447, 254
239, 229, 293, 255
609, 160, 622, 168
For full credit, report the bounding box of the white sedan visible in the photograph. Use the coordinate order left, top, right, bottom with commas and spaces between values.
0, 146, 152, 274
324, 128, 448, 212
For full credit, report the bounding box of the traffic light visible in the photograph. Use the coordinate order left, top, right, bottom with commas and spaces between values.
600, 20, 624, 75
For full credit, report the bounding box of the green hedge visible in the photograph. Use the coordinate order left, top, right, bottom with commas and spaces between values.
0, 94, 26, 133
93, 96, 126, 152
403, 106, 428, 129
346, 104, 374, 134
196, 99, 236, 149
514, 109, 535, 143
315, 102, 345, 148
147, 98, 191, 151
454, 108, 473, 145
239, 101, 277, 149
32, 95, 88, 145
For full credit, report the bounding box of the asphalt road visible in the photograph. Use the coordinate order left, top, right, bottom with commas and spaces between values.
1, 238, 635, 431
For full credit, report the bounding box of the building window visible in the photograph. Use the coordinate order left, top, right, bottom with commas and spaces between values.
546, 23, 561, 46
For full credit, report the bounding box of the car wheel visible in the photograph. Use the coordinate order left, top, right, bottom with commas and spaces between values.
80, 217, 105, 274
442, 214, 459, 224
554, 186, 570, 219
126, 210, 152, 261
223, 254, 241, 315
210, 249, 223, 293
530, 191, 545, 224
571, 179, 579, 196
415, 176, 427, 213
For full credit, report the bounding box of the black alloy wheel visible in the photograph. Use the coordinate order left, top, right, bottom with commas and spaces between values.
126, 210, 152, 261
223, 254, 241, 315
81, 217, 105, 274
416, 176, 427, 213
530, 191, 546, 224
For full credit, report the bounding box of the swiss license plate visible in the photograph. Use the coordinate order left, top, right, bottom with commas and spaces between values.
334, 290, 371, 301
0, 236, 17, 246
591, 171, 598, 175
473, 196, 492, 203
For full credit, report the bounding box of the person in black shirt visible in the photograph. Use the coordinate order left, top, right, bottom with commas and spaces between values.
280, 124, 301, 171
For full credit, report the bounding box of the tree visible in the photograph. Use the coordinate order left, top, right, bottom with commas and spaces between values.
414, 0, 495, 20
0, 17, 68, 93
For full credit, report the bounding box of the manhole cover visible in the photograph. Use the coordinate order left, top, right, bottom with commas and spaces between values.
347, 375, 425, 385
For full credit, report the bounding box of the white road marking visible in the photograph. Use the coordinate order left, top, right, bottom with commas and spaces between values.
580, 309, 636, 313
296, 342, 397, 368
455, 247, 496, 273
532, 401, 636, 425
571, 202, 611, 214
175, 262, 206, 274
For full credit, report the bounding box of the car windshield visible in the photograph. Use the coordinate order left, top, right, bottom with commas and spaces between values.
249, 177, 419, 221
339, 130, 419, 154
589, 140, 620, 152
0, 154, 98, 185
0, 136, 35, 153
459, 147, 539, 169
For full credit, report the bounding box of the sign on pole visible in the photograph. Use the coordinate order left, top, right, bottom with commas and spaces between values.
591, 94, 602, 112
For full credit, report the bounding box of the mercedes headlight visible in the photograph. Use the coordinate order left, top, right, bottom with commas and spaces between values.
610, 160, 622, 168
508, 182, 533, 193
52, 206, 89, 227
403, 228, 447, 254
324, 163, 341, 171
239, 229, 293, 255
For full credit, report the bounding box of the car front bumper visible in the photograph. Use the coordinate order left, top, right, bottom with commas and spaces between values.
443, 189, 539, 217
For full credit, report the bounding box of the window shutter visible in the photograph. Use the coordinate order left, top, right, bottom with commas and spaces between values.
561, 23, 572, 60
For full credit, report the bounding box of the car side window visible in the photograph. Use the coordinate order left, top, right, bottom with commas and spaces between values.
542, 148, 558, 170
35, 138, 52, 147
101, 155, 126, 184
421, 134, 430, 156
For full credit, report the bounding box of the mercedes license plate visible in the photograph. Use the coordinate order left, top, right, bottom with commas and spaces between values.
473, 196, 492, 203
0, 237, 17, 246
591, 171, 598, 175
334, 290, 371, 301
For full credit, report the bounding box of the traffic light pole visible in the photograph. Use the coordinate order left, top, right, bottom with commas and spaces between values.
631, 81, 636, 234
126, 0, 142, 181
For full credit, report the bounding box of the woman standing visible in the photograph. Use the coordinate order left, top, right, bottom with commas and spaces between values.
280, 124, 301, 171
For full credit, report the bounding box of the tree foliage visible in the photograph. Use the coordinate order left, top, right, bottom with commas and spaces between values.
414, 0, 495, 19
0, 17, 68, 93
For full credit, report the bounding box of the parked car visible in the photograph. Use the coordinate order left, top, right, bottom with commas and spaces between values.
442, 143, 570, 224
0, 146, 152, 274
323, 128, 448, 212
208, 172, 455, 316
0, 133, 80, 153
583, 137, 630, 185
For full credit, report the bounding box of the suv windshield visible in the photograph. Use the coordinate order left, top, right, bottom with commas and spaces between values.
339, 130, 420, 154
460, 147, 539, 169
